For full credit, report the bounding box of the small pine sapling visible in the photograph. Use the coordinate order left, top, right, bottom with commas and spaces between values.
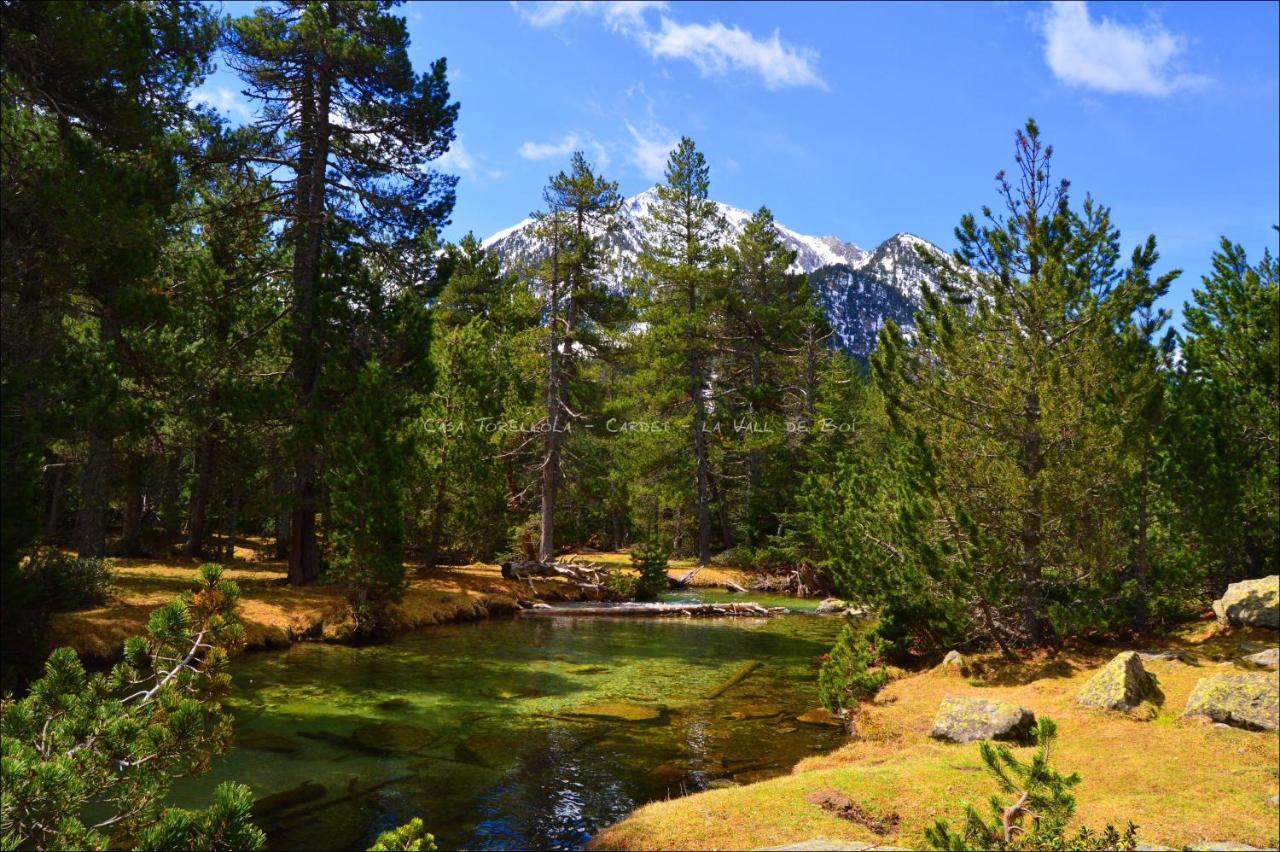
924, 717, 1137, 851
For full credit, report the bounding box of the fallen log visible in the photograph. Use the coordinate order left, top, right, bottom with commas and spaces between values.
267, 775, 414, 828
705, 660, 762, 699
517, 602, 786, 618
252, 781, 326, 819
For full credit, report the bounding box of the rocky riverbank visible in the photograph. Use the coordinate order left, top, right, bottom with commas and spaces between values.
591, 619, 1280, 851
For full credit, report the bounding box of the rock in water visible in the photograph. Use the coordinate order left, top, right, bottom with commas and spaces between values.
815, 598, 848, 614
1076, 652, 1160, 711
930, 696, 1036, 743
564, 702, 665, 722
795, 708, 844, 727
1241, 648, 1279, 669
237, 729, 301, 753
351, 721, 438, 753
1182, 672, 1279, 731
1211, 575, 1279, 628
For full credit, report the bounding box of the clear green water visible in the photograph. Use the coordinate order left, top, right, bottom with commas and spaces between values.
170, 604, 843, 851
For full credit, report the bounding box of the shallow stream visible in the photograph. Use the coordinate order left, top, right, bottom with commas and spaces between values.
169, 593, 844, 850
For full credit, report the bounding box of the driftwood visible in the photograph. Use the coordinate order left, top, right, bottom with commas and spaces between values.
517, 602, 786, 618
705, 660, 762, 699
669, 565, 703, 588
749, 566, 832, 597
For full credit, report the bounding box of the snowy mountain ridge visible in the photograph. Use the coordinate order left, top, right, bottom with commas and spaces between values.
480, 188, 956, 356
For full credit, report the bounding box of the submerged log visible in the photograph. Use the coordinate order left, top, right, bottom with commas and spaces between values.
252, 781, 326, 819
705, 660, 762, 699
517, 602, 786, 618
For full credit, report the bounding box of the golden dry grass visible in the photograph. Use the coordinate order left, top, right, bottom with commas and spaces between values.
48, 554, 590, 663
593, 624, 1280, 851
566, 549, 754, 589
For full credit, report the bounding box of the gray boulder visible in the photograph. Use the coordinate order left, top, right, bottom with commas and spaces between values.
1212, 575, 1279, 628
1242, 647, 1279, 669
1182, 672, 1279, 731
1076, 652, 1160, 711
815, 598, 848, 614
930, 696, 1036, 744
942, 650, 965, 668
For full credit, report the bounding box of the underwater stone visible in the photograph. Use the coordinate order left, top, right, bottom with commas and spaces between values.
351, 721, 439, 753
236, 729, 301, 753
564, 701, 666, 722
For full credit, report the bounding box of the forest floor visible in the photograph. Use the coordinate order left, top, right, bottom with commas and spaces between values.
591, 620, 1280, 851
49, 545, 754, 664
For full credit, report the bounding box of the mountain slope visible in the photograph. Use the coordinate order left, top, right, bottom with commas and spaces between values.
480, 188, 953, 356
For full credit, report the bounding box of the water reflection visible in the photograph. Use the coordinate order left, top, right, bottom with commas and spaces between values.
169, 610, 843, 850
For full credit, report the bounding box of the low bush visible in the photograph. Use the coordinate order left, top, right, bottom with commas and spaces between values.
818, 622, 888, 713
630, 539, 671, 601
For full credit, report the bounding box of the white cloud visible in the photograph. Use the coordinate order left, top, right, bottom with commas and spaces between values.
1042, 1, 1209, 96
438, 137, 507, 181
192, 85, 251, 120
512, 1, 824, 90
639, 18, 825, 90
625, 121, 676, 182
518, 133, 610, 169
512, 1, 666, 32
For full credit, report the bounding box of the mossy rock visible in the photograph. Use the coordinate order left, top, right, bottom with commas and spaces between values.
1212, 575, 1279, 628
795, 708, 843, 727
930, 696, 1036, 744
564, 701, 666, 722
1077, 652, 1160, 712
732, 703, 785, 720
236, 729, 301, 754
1182, 672, 1279, 731
376, 697, 413, 711
351, 721, 438, 753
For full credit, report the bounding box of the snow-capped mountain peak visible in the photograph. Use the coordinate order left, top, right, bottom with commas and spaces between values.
480, 188, 955, 356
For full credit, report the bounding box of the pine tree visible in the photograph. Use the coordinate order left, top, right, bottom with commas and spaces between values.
925, 718, 1137, 851
412, 238, 539, 565
636, 138, 726, 564
1167, 237, 1279, 590
224, 0, 459, 584
872, 120, 1177, 648
530, 152, 626, 561
722, 206, 822, 548
1, 0, 217, 681
0, 565, 263, 850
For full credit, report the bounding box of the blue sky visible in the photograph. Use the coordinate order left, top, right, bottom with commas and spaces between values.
197, 1, 1280, 322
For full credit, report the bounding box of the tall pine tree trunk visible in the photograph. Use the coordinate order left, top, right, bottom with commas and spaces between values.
162, 453, 181, 545
75, 427, 112, 558
539, 244, 562, 562
288, 65, 331, 586
119, 451, 144, 555
273, 465, 290, 560
1018, 388, 1045, 645
183, 435, 216, 557
691, 367, 711, 565
689, 281, 712, 565
44, 460, 65, 539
